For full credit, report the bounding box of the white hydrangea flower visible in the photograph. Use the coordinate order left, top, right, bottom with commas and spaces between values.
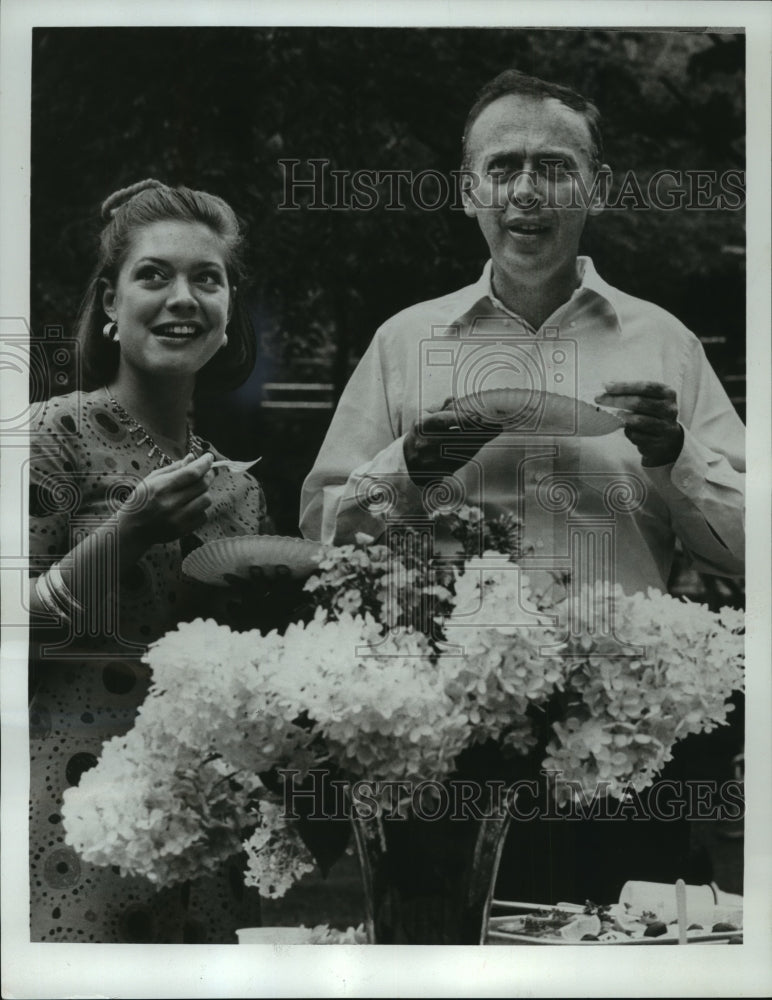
62, 544, 744, 899
543, 587, 744, 799
243, 799, 315, 898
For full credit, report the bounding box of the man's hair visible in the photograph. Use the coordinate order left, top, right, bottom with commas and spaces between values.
461, 69, 604, 172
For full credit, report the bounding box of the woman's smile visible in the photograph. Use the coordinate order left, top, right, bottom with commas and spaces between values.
151, 321, 205, 341
102, 219, 231, 380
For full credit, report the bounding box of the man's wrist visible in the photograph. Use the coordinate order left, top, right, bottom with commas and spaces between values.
640, 424, 685, 468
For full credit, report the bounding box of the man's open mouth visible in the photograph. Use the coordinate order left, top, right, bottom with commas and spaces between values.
506, 219, 550, 236
152, 323, 202, 340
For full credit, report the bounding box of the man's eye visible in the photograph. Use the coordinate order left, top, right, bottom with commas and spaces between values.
538, 159, 570, 176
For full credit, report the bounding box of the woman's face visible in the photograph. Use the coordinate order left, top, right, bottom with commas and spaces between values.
102, 220, 232, 384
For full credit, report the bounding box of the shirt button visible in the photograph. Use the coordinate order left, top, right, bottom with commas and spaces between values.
568, 321, 576, 328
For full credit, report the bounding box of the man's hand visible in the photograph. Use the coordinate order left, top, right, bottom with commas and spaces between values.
594, 381, 684, 467
403, 398, 502, 482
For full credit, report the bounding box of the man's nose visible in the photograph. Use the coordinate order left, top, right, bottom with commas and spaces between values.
166, 275, 196, 310
507, 169, 542, 209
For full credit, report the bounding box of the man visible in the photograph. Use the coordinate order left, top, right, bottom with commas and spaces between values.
300, 71, 744, 599
299, 70, 745, 903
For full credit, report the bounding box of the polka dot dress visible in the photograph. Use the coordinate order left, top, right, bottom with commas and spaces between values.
29, 390, 267, 943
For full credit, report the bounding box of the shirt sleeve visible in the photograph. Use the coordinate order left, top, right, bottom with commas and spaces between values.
299, 327, 423, 544
643, 334, 745, 577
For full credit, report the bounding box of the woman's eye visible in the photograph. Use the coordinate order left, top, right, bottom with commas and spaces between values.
137, 266, 167, 282
196, 272, 224, 286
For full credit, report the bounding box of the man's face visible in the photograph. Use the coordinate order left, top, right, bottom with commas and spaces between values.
462, 94, 606, 287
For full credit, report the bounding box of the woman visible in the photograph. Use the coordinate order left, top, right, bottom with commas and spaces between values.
29, 179, 266, 942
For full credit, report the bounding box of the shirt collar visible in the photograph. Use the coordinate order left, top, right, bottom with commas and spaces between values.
478, 256, 623, 328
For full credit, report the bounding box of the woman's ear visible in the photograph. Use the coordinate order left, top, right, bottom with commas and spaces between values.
101, 278, 117, 319
227, 284, 237, 323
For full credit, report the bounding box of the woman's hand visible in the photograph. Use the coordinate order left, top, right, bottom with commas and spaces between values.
117, 452, 215, 547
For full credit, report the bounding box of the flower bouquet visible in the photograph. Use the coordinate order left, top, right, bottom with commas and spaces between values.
61, 507, 744, 943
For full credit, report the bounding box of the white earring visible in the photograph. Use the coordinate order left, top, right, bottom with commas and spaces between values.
103, 321, 118, 341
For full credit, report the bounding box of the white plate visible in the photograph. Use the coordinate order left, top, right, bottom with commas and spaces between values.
452, 388, 624, 436
181, 535, 325, 587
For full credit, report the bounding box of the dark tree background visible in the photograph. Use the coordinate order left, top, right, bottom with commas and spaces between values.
30, 27, 745, 534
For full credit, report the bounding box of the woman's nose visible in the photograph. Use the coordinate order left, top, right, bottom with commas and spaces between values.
166, 275, 196, 309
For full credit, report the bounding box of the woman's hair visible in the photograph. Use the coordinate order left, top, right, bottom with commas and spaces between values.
75, 178, 256, 391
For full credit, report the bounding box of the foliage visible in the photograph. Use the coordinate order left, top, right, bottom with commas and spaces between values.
32, 27, 745, 405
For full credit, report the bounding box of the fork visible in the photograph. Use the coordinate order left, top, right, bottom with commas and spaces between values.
210, 456, 263, 473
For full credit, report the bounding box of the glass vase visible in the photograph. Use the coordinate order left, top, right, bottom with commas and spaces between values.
349, 779, 512, 945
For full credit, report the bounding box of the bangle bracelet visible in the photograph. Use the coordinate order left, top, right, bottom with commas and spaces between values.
34, 572, 66, 618
49, 563, 86, 617
34, 563, 85, 621
48, 564, 85, 616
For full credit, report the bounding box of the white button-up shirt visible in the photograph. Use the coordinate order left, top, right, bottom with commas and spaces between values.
300, 258, 744, 595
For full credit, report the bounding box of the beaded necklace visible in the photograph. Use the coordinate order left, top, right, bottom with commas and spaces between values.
103, 386, 200, 468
